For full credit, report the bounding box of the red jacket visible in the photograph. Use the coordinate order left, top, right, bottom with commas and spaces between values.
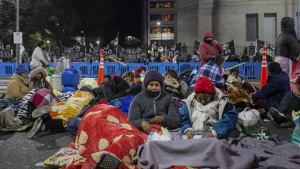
199, 31, 223, 66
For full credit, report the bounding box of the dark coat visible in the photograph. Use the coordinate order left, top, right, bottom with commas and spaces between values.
252, 71, 290, 111
275, 17, 300, 60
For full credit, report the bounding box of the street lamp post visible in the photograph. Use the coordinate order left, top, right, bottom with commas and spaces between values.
47, 40, 50, 52
157, 22, 162, 46
16, 0, 20, 64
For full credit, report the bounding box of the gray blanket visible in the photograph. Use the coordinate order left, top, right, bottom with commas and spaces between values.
137, 136, 300, 169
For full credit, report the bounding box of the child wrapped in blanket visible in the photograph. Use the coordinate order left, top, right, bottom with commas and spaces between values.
27, 86, 94, 138
181, 76, 238, 139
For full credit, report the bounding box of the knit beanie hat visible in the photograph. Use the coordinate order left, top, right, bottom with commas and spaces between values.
143, 71, 164, 87
268, 62, 282, 74
194, 76, 216, 95
16, 64, 28, 75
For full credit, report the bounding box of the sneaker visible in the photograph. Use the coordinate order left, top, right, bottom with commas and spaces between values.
268, 107, 288, 124
27, 118, 44, 138
32, 106, 51, 119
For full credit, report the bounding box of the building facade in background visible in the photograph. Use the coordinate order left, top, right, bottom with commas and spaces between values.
143, 0, 177, 46
143, 0, 298, 55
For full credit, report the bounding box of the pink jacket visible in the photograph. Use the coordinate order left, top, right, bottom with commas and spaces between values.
290, 69, 300, 96
199, 31, 223, 66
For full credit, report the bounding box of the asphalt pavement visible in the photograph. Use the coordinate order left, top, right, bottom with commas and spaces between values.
0, 122, 295, 169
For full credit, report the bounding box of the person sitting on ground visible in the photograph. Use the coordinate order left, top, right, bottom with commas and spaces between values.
30, 40, 50, 70
229, 69, 257, 94
122, 71, 134, 87
191, 55, 225, 90
251, 62, 290, 118
164, 69, 188, 101
5, 64, 30, 99
103, 75, 132, 102
178, 64, 198, 85
132, 66, 147, 84
27, 86, 95, 138
181, 76, 238, 139
268, 68, 300, 128
128, 71, 181, 134
199, 31, 223, 67
29, 67, 52, 90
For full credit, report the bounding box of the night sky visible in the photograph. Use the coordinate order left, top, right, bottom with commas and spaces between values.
89, 0, 143, 45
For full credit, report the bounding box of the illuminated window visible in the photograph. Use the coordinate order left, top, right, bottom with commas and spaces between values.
150, 1, 175, 8
150, 14, 174, 21
150, 27, 174, 34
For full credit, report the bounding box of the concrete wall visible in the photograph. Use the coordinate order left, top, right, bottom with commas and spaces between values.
176, 0, 199, 47
175, 0, 298, 54
210, 0, 298, 47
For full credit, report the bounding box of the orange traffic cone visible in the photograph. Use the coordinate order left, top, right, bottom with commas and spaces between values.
97, 49, 105, 85
260, 45, 268, 88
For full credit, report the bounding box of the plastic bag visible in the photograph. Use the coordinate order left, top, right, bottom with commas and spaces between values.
147, 127, 172, 142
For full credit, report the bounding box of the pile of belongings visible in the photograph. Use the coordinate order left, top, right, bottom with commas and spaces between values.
224, 75, 254, 108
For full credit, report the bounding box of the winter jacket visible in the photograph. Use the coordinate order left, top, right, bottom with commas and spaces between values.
29, 79, 52, 91
30, 47, 49, 69
103, 77, 129, 102
275, 32, 300, 60
252, 71, 290, 112
181, 88, 237, 139
191, 61, 225, 89
128, 88, 181, 130
165, 80, 188, 100
199, 32, 223, 66
5, 74, 29, 99
275, 17, 300, 60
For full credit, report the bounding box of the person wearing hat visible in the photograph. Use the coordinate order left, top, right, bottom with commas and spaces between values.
29, 67, 52, 90
5, 64, 30, 99
179, 64, 198, 85
252, 62, 290, 118
181, 76, 237, 139
132, 66, 147, 84
128, 71, 181, 134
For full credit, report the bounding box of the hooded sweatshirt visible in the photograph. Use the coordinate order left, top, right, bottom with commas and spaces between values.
128, 73, 181, 130
275, 17, 300, 60
199, 32, 223, 66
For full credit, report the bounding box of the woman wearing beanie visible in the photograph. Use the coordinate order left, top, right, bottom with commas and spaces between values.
252, 62, 290, 118
29, 67, 52, 90
128, 71, 181, 133
5, 64, 30, 99
181, 76, 237, 139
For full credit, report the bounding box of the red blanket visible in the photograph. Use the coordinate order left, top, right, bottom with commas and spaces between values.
65, 104, 196, 169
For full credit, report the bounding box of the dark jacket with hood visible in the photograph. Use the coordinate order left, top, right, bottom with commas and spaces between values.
252, 63, 290, 112
199, 31, 223, 66
103, 75, 130, 101
128, 71, 181, 130
275, 17, 300, 60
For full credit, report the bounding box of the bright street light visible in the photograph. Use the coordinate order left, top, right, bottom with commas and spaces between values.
46, 40, 50, 51
157, 22, 160, 26
97, 41, 100, 44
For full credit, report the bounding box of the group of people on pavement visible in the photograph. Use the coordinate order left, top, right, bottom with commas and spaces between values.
0, 16, 300, 169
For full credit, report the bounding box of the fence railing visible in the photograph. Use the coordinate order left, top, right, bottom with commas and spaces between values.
0, 62, 265, 79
